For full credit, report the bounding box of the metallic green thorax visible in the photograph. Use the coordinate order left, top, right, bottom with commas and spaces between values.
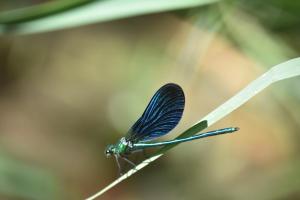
115, 138, 127, 154
105, 137, 133, 157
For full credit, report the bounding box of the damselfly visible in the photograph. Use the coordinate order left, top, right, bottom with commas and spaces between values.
105, 83, 238, 173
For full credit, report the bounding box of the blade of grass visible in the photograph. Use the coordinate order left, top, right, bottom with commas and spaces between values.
219, 5, 300, 129
85, 58, 300, 200
0, 0, 94, 24
0, 0, 220, 35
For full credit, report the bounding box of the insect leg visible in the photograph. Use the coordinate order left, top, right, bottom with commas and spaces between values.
114, 155, 123, 176
120, 156, 136, 168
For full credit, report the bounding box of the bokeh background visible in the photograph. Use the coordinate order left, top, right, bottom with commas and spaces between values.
1, 1, 300, 200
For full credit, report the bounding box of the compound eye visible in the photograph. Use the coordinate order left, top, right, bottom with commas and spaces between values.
104, 148, 111, 157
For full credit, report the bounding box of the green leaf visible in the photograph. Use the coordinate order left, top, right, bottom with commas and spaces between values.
0, 0, 94, 24
0, 0, 220, 34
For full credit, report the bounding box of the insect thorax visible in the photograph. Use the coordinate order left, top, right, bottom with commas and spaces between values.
115, 137, 133, 155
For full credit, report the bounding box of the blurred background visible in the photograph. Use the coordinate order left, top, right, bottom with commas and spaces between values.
0, 0, 300, 200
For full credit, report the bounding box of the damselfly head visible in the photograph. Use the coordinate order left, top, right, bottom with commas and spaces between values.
104, 144, 115, 157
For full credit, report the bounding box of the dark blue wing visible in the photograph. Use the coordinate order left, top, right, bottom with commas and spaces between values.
126, 83, 185, 142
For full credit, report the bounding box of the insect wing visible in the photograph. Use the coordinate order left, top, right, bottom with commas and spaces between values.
126, 83, 185, 142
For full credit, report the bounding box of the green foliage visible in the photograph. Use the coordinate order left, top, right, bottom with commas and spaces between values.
0, 0, 220, 34
0, 0, 95, 24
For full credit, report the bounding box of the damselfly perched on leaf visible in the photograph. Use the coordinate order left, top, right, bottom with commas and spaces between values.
105, 83, 238, 173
